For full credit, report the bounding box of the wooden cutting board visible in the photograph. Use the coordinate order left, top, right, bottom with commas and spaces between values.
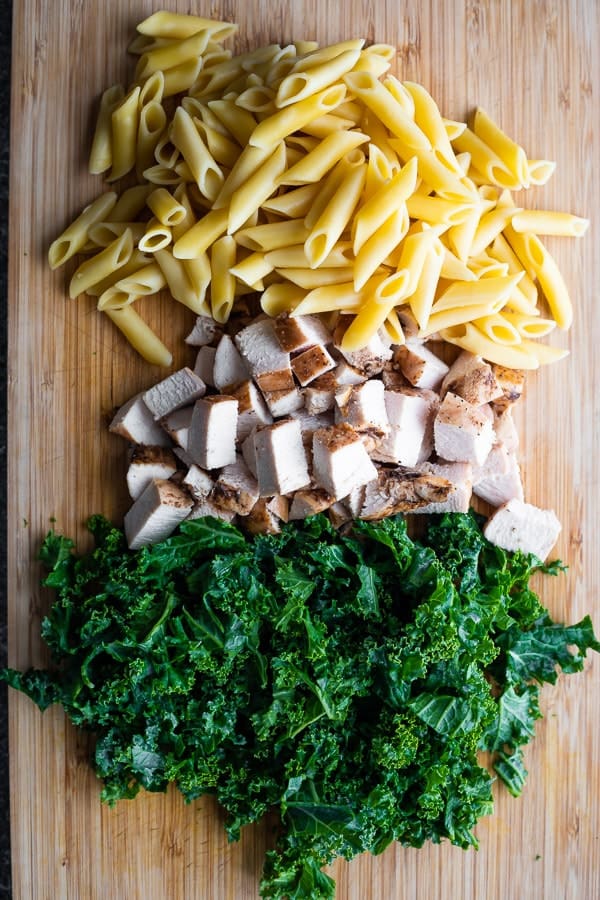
7, 1, 600, 897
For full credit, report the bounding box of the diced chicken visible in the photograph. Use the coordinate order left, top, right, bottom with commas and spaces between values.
143, 368, 206, 420
394, 341, 450, 391
241, 427, 258, 478
187, 395, 238, 470
187, 497, 237, 523
185, 315, 222, 346
228, 380, 273, 441
493, 407, 520, 454
213, 333, 250, 390
194, 345, 216, 387
483, 498, 561, 561
434, 392, 495, 466
441, 351, 504, 405
261, 386, 305, 417
473, 444, 524, 506
360, 466, 453, 519
273, 312, 332, 353
211, 457, 260, 515
328, 501, 352, 529
109, 392, 172, 447
381, 364, 411, 392
253, 419, 311, 496
293, 410, 335, 450
291, 345, 336, 386
491, 364, 526, 410
371, 390, 430, 466
126, 446, 178, 500
312, 423, 378, 500
235, 319, 295, 393
335, 380, 389, 451
182, 464, 214, 502
162, 407, 193, 450
333, 359, 368, 385
288, 487, 335, 520
333, 321, 393, 376
243, 497, 284, 535
303, 372, 337, 415
266, 494, 289, 523
124, 478, 193, 549
412, 461, 473, 514
343, 484, 366, 517
173, 446, 196, 468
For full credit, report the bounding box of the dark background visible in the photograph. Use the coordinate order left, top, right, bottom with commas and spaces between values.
1, 1, 13, 896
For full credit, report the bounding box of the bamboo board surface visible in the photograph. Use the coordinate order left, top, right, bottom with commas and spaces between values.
7, 1, 600, 897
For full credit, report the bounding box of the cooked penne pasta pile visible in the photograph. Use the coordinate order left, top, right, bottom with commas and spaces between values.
48, 10, 588, 369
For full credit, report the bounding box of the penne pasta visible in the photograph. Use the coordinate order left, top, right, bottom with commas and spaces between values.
278, 130, 368, 185
136, 101, 168, 180
344, 71, 431, 151
352, 157, 417, 253
472, 107, 529, 186
276, 48, 361, 107
305, 163, 367, 268
260, 282, 307, 316
510, 210, 590, 237
135, 31, 210, 80
146, 187, 187, 226
173, 206, 229, 258
228, 141, 287, 233
249, 84, 347, 149
170, 106, 224, 202
138, 218, 172, 253
503, 226, 573, 329
354, 206, 409, 291
105, 305, 173, 367
439, 323, 540, 369
69, 229, 134, 298
210, 234, 237, 322
236, 218, 311, 252
230, 251, 274, 286
407, 239, 445, 329
109, 86, 141, 181
48, 192, 118, 269
136, 11, 238, 42
89, 84, 125, 175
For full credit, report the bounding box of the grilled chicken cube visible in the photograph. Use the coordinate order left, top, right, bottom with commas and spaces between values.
235, 318, 295, 393
335, 380, 389, 450
261, 386, 305, 417
109, 392, 172, 447
243, 497, 286, 535
483, 499, 561, 561
213, 333, 250, 390
126, 446, 178, 500
371, 390, 431, 466
228, 380, 273, 441
434, 392, 495, 465
211, 457, 260, 515
288, 487, 335, 520
493, 407, 519, 453
253, 419, 311, 496
162, 407, 194, 450
274, 312, 332, 353
412, 461, 473, 514
360, 467, 453, 519
188, 395, 238, 469
291, 345, 336, 386
312, 423, 377, 500
491, 364, 526, 410
394, 341, 449, 391
473, 444, 524, 506
185, 315, 222, 346
441, 351, 504, 405
333, 360, 368, 385
143, 367, 206, 420
193, 345, 216, 387
124, 478, 193, 549
182, 464, 214, 502
187, 497, 236, 523
328, 501, 352, 529
303, 372, 338, 415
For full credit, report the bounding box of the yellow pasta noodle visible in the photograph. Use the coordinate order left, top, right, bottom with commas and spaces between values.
210, 234, 237, 322
510, 210, 589, 237
69, 229, 134, 298
48, 192, 118, 269
89, 85, 124, 175
109, 86, 141, 182
105, 305, 173, 367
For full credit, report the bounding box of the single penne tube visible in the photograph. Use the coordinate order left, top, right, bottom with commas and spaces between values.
212, 143, 274, 208
421, 300, 507, 337
84, 250, 150, 296
362, 144, 395, 202
182, 97, 228, 135
489, 233, 538, 303
352, 157, 418, 254
210, 234, 237, 323
351, 49, 392, 78
290, 39, 365, 73
503, 227, 573, 328
526, 159, 557, 186
394, 228, 440, 296
104, 305, 172, 367
154, 132, 180, 167
230, 251, 274, 286
504, 284, 540, 317
264, 241, 352, 268
354, 206, 410, 291
340, 273, 412, 350
106, 185, 153, 222
407, 239, 445, 329
472, 313, 522, 345
162, 57, 204, 97
382, 75, 415, 116
138, 70, 164, 105
143, 164, 184, 186
389, 139, 475, 203
405, 194, 476, 227
519, 338, 569, 365
207, 98, 258, 145
138, 218, 172, 253
48, 192, 118, 269
344, 71, 431, 151
228, 141, 287, 233
443, 118, 467, 140
261, 182, 320, 217
468, 204, 518, 257
128, 33, 161, 54
108, 86, 141, 181
173, 206, 229, 258
452, 127, 521, 189
136, 101, 168, 180
302, 157, 351, 231
249, 84, 347, 149
403, 80, 462, 174
278, 130, 368, 185
154, 247, 210, 313
235, 83, 276, 114
510, 210, 590, 237
439, 323, 540, 369
236, 218, 310, 252
135, 30, 209, 80
87, 221, 146, 247
432, 272, 523, 313
146, 187, 187, 226
260, 282, 307, 316
184, 253, 212, 315
191, 119, 240, 168
293, 40, 320, 56
472, 107, 529, 187
69, 229, 134, 298
169, 185, 197, 237
97, 287, 139, 310
110, 262, 166, 297
305, 163, 367, 268
89, 84, 124, 174
170, 106, 224, 203
382, 308, 406, 345
301, 113, 356, 138
275, 265, 355, 288
501, 312, 555, 338
136, 10, 237, 41
276, 48, 361, 108
291, 274, 388, 316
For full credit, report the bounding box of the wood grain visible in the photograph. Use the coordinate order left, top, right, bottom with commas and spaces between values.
7, 2, 600, 898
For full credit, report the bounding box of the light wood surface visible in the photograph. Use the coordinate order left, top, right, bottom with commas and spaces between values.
7, 2, 600, 898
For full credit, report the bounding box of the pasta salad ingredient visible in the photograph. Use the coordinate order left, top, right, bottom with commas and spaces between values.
2, 513, 597, 899
48, 12, 588, 369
